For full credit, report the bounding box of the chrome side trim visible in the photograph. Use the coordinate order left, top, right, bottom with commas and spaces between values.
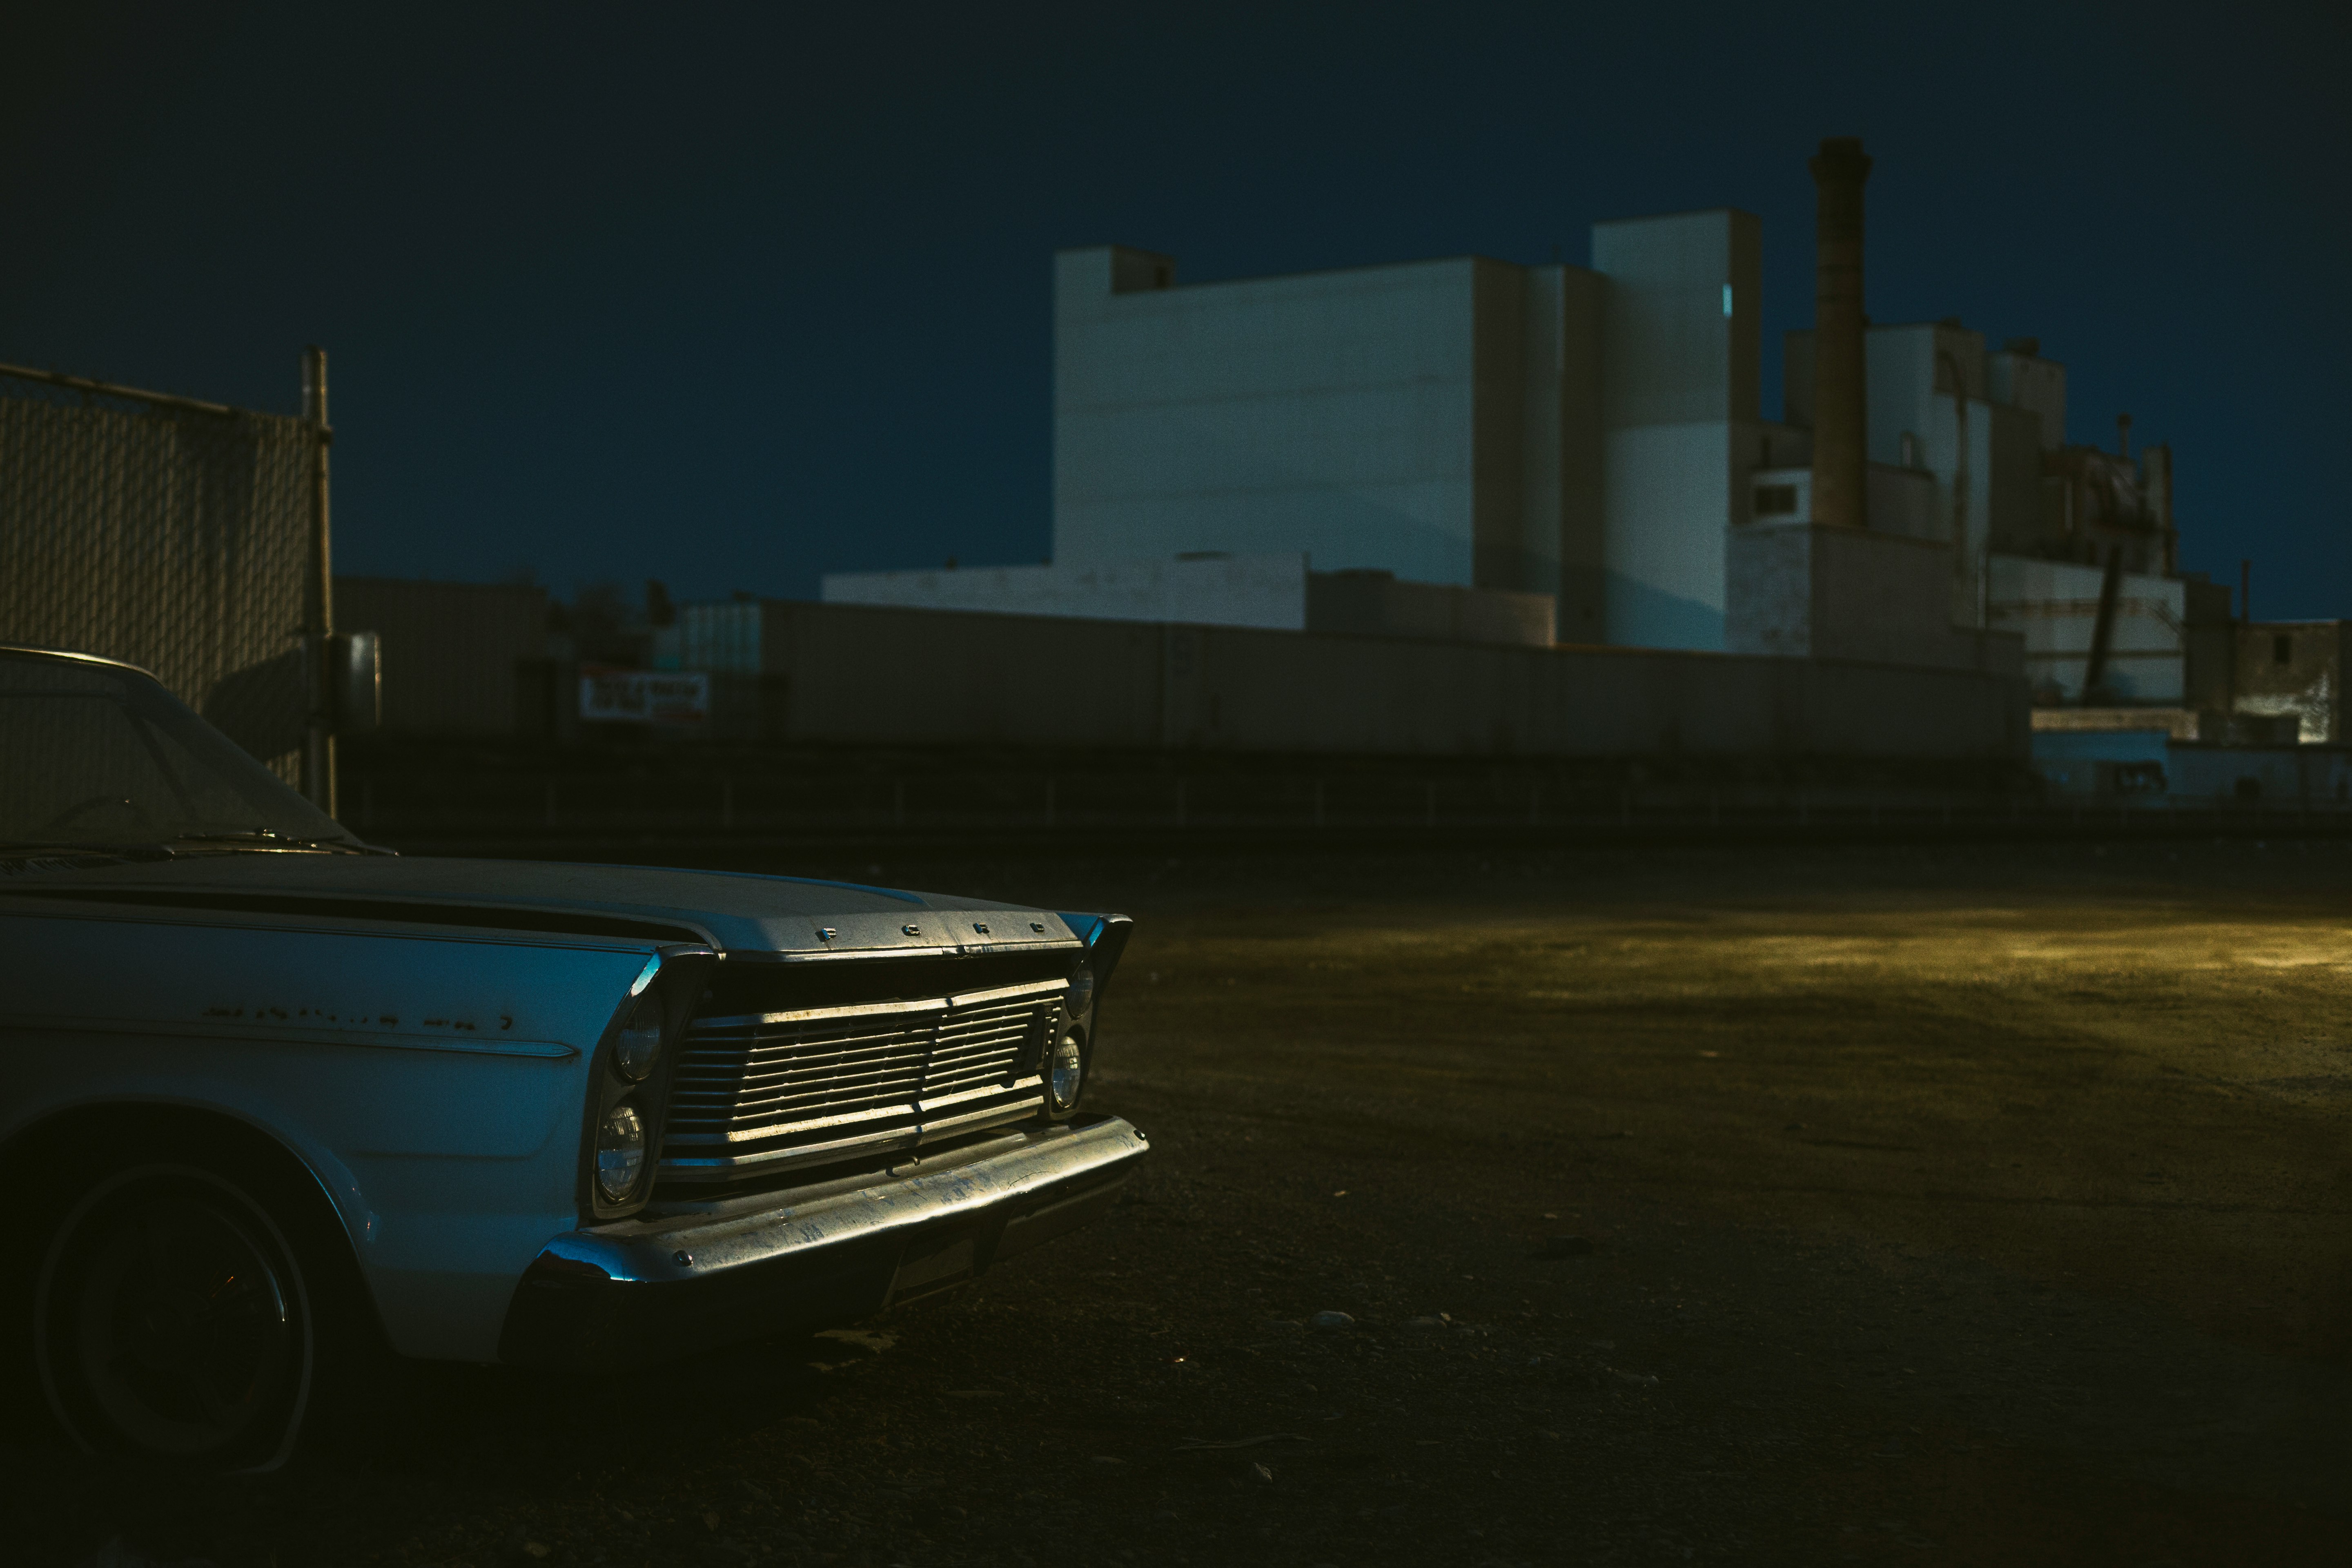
534, 1115, 1147, 1285
0, 1014, 579, 1060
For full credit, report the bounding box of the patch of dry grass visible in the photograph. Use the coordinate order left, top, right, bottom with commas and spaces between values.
1105, 889, 2352, 1359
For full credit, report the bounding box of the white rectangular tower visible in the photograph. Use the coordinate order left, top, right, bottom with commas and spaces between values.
1591, 209, 1762, 650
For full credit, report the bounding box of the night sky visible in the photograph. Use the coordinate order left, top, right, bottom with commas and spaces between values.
6, 4, 2345, 617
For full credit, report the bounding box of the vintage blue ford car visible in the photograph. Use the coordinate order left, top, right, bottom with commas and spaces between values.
0, 646, 1143, 1469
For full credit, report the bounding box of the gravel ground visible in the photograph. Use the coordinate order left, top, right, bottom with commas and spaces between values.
9, 838, 2349, 1565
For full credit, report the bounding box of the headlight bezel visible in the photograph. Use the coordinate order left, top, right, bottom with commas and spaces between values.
613, 993, 665, 1081
594, 1101, 648, 1202
577, 943, 715, 1222
1047, 1029, 1086, 1111
1064, 962, 1098, 1021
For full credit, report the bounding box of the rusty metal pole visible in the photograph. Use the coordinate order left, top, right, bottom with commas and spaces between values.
302, 345, 337, 815
1809, 137, 1872, 530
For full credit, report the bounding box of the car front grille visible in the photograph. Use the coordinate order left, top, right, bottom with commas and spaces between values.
657, 978, 1065, 1183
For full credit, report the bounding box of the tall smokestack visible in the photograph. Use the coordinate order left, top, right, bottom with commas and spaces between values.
1809, 137, 1872, 529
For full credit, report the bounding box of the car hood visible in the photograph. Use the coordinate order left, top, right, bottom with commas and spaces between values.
0, 853, 1085, 957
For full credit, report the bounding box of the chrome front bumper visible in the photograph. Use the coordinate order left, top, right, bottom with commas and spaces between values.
498, 1115, 1148, 1365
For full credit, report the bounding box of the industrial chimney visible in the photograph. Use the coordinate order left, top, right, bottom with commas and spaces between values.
1809, 137, 1872, 529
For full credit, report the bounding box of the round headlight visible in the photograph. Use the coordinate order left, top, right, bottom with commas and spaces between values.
1047, 1031, 1085, 1111
1065, 965, 1097, 1018
614, 995, 664, 1081
596, 1102, 647, 1201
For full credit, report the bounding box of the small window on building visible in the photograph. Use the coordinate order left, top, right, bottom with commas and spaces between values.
2274, 634, 2293, 664
1754, 484, 1800, 518
1154, 266, 1171, 290
1898, 431, 1919, 468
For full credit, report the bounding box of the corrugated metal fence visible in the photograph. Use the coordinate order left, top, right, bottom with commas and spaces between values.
0, 363, 318, 779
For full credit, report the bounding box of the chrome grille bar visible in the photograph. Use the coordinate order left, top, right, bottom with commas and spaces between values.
658, 977, 1066, 1182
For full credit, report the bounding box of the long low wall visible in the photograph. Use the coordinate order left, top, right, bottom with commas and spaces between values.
741, 600, 2028, 760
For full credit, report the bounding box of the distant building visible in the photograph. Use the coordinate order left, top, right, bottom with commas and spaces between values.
1048, 217, 1764, 650
820, 552, 1555, 646
1029, 143, 2223, 694
774, 137, 2334, 775
825, 553, 1308, 631
2232, 620, 2346, 743
334, 577, 548, 735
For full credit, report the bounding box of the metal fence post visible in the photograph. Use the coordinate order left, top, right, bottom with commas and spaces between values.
301, 346, 336, 815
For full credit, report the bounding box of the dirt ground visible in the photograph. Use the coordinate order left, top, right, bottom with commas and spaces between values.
12, 837, 2352, 1566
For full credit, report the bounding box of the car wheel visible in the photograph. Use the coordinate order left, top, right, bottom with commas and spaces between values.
35, 1163, 315, 1471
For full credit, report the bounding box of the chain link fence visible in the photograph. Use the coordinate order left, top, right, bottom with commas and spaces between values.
0, 364, 318, 780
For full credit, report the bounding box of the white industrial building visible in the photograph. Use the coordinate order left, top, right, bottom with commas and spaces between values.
791, 135, 2335, 786
1038, 214, 1771, 650
831, 142, 2213, 697
1034, 218, 2216, 687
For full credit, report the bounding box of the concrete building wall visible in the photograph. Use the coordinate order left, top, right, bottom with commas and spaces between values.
1784, 322, 2048, 628
823, 552, 1312, 631
1052, 247, 1607, 617
1987, 555, 2187, 704
1305, 572, 1555, 646
2033, 729, 2352, 803
2233, 621, 2345, 744
1055, 248, 1489, 586
332, 577, 547, 735
817, 557, 1554, 645
1865, 463, 1942, 541
1862, 323, 1984, 471
1520, 264, 1607, 641
1985, 348, 2067, 450
1726, 524, 2022, 675
2169, 744, 2352, 802
730, 599, 2023, 761
1593, 209, 1762, 652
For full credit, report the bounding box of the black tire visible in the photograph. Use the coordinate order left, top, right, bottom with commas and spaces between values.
34, 1161, 318, 1472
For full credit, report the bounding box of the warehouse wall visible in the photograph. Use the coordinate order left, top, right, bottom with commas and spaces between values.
334, 576, 548, 735
747, 600, 2026, 760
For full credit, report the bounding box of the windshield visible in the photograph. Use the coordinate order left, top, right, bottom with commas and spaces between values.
0, 650, 357, 849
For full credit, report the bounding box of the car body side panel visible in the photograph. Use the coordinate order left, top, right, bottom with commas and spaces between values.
0, 910, 655, 1361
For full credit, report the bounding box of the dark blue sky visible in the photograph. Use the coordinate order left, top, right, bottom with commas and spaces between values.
6, 3, 2346, 615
